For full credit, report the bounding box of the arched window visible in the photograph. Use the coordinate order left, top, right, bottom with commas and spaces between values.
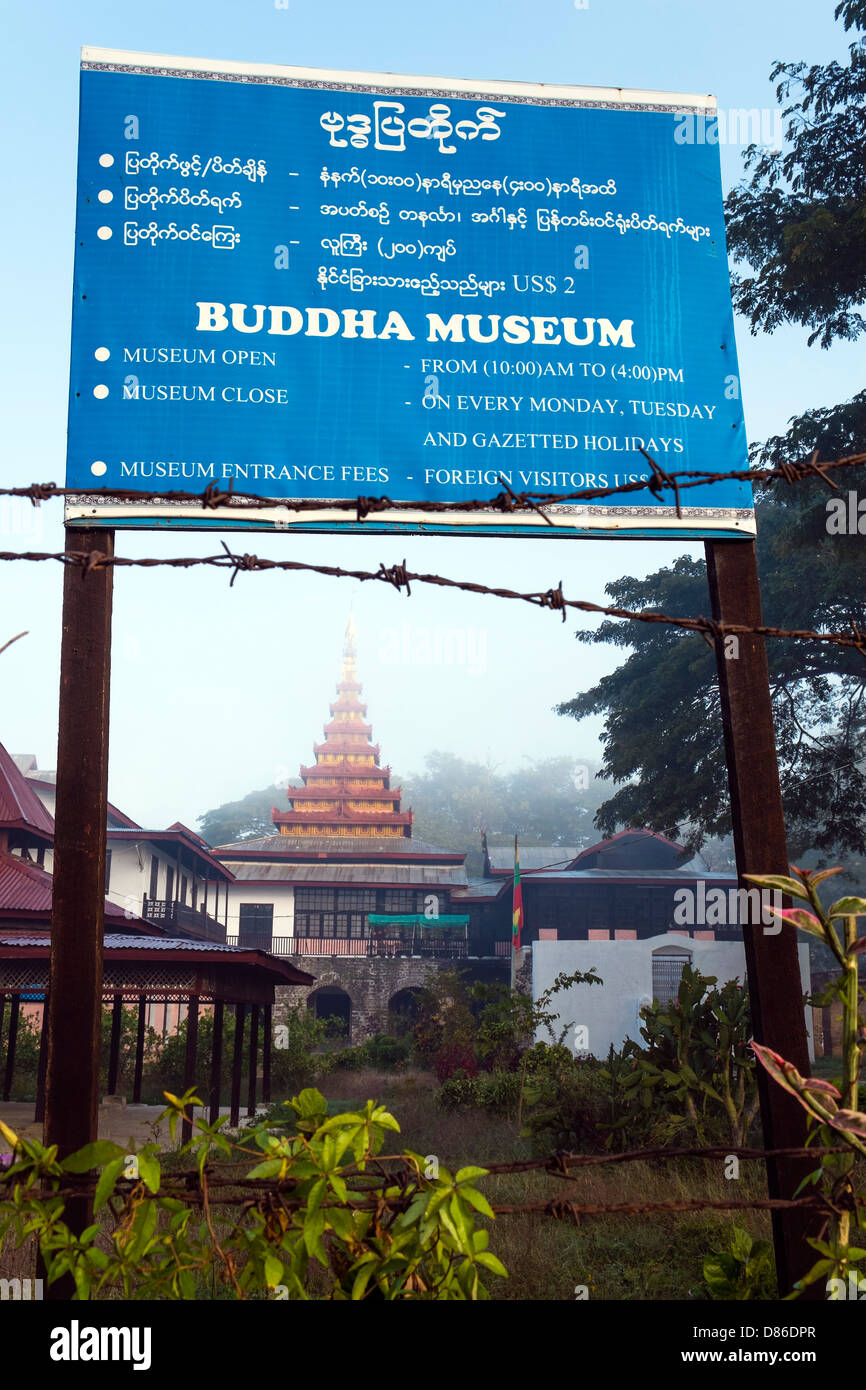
651, 945, 692, 1006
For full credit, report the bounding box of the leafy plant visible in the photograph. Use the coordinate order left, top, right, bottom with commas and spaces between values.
0, 1087, 507, 1300
702, 1226, 776, 1301
747, 866, 866, 1298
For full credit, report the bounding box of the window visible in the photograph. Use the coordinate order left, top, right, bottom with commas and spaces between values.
651, 949, 692, 1006
149, 855, 159, 900
165, 867, 174, 903
238, 903, 274, 950
383, 889, 426, 914
104, 849, 112, 893
180, 874, 188, 905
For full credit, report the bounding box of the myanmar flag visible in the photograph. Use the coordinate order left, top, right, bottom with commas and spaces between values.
512, 835, 523, 950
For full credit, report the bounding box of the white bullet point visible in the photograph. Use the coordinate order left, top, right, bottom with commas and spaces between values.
98, 189, 113, 204
91, 461, 108, 476
98, 153, 114, 167
93, 384, 109, 399
96, 226, 112, 240
94, 346, 110, 361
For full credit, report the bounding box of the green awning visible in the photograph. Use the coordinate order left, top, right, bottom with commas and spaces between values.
368, 914, 469, 929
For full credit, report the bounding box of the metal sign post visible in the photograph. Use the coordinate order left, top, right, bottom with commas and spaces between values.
706, 538, 816, 1295
43, 528, 114, 1299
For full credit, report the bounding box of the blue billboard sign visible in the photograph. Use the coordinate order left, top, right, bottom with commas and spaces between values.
65, 49, 755, 539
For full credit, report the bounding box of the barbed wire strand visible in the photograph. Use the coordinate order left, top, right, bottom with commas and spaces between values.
3, 447, 862, 515
2, 544, 864, 657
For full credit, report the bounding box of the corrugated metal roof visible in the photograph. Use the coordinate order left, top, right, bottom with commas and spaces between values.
0, 855, 54, 912
0, 742, 54, 838
106, 827, 233, 876
0, 852, 150, 924
223, 862, 467, 886
0, 933, 315, 984
486, 846, 580, 872
215, 834, 460, 858
520, 869, 738, 882
452, 879, 505, 900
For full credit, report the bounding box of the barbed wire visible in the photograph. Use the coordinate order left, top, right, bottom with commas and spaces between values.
2, 543, 864, 656
12, 1143, 849, 1222
2, 448, 863, 519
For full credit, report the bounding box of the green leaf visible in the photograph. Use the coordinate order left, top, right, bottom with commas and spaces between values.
62, 1141, 127, 1173
455, 1166, 489, 1185
474, 1252, 507, 1278
138, 1152, 160, 1194
461, 1185, 495, 1220
94, 1157, 125, 1212
743, 873, 810, 902
264, 1253, 284, 1289
246, 1159, 284, 1179
828, 897, 866, 920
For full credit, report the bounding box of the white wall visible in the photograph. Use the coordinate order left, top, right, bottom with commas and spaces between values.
532, 933, 813, 1060
226, 881, 294, 945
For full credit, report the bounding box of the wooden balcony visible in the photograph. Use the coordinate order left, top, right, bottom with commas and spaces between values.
143, 898, 227, 944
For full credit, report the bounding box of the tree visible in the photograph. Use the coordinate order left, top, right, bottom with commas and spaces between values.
557, 2, 866, 861
402, 752, 610, 873
724, 0, 866, 353
197, 783, 298, 846
197, 752, 610, 872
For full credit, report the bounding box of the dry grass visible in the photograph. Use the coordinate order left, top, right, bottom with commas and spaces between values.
316, 1069, 775, 1300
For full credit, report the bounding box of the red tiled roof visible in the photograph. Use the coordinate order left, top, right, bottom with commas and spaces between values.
0, 742, 54, 840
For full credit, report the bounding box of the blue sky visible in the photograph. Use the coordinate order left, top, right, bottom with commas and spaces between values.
1, 0, 861, 831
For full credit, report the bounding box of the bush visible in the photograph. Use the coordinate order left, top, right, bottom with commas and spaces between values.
521, 1045, 611, 1150
437, 1069, 521, 1115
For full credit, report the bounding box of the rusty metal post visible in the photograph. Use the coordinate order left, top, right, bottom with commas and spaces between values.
43, 527, 113, 1300
107, 993, 122, 1095
209, 998, 224, 1124
706, 538, 818, 1295
230, 1004, 245, 1127
2, 994, 19, 1102
247, 1005, 259, 1116
132, 994, 146, 1103
181, 995, 199, 1144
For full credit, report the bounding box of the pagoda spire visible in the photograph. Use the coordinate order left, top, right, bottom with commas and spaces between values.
272, 618, 413, 840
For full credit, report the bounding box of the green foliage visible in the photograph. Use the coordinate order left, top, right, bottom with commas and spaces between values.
556, 2, 866, 862
519, 1046, 611, 1149
436, 1070, 522, 1116
196, 783, 294, 847
747, 866, 866, 1298
601, 966, 760, 1148
330, 1033, 412, 1073
0, 1088, 507, 1300
725, 0, 866, 349
702, 1226, 776, 1301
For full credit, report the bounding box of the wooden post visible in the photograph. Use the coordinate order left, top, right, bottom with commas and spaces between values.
181, 996, 199, 1144
44, 527, 114, 1300
209, 999, 224, 1124
262, 1004, 272, 1105
34, 993, 50, 1123
230, 1004, 245, 1128
2, 994, 20, 1103
132, 994, 146, 1103
246, 1005, 259, 1117
706, 538, 818, 1295
107, 993, 123, 1095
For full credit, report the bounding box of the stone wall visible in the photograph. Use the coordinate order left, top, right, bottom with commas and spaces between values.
274, 956, 454, 1041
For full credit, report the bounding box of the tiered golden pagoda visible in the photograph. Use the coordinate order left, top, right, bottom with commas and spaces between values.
272, 616, 413, 839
